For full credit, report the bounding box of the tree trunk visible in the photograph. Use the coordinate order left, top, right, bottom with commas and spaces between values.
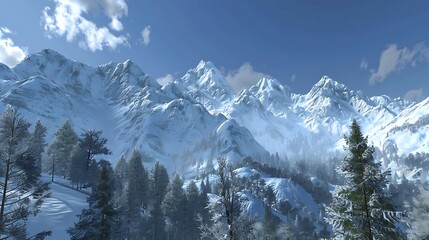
358, 155, 373, 240
0, 157, 11, 229
51, 158, 55, 182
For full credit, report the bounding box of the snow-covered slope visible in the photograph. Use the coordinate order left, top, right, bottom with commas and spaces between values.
221, 75, 416, 158
27, 176, 87, 239
371, 97, 429, 155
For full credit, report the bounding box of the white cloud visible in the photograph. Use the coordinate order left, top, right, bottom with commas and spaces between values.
404, 88, 425, 102
0, 27, 11, 34
369, 43, 429, 85
226, 62, 272, 92
141, 26, 151, 46
156, 74, 174, 86
360, 58, 369, 71
109, 17, 123, 31
0, 27, 27, 67
290, 74, 296, 82
42, 0, 129, 51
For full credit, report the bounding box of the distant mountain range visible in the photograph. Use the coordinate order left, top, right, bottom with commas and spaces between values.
0, 49, 427, 173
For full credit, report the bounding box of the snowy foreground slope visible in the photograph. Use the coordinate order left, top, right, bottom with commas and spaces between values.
27, 175, 87, 239
0, 49, 427, 172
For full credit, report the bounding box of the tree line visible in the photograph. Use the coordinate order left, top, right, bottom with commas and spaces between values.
1, 106, 428, 239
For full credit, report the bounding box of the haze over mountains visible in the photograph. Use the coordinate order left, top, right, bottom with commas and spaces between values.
0, 49, 426, 172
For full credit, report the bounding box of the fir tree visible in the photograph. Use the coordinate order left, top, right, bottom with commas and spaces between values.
262, 204, 277, 238
150, 161, 169, 204
76, 130, 111, 188
198, 179, 211, 227
146, 161, 169, 240
78, 130, 112, 173
186, 180, 200, 239
125, 150, 149, 240
112, 155, 129, 238
27, 119, 47, 184
327, 119, 406, 239
0, 107, 51, 239
408, 186, 429, 239
47, 120, 78, 180
113, 155, 128, 202
69, 145, 87, 189
162, 173, 187, 240
67, 164, 118, 240
264, 185, 276, 207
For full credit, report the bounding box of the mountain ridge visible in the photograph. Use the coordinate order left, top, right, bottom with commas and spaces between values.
0, 49, 427, 173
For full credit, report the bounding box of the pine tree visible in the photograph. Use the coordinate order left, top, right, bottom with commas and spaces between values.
162, 173, 187, 240
146, 161, 169, 240
68, 164, 118, 240
78, 130, 112, 173
78, 130, 112, 186
262, 204, 277, 238
151, 161, 169, 204
113, 155, 128, 201
69, 145, 87, 189
327, 119, 406, 239
186, 180, 200, 239
0, 107, 51, 239
198, 179, 211, 227
112, 155, 129, 238
264, 185, 276, 207
27, 119, 47, 184
47, 120, 78, 180
125, 150, 149, 240
408, 186, 429, 239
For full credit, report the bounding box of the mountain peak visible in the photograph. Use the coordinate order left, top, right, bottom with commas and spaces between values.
314, 75, 343, 89
0, 63, 19, 81
41, 48, 63, 57
26, 48, 68, 63
121, 59, 145, 76
196, 60, 216, 71
308, 76, 349, 98
254, 78, 289, 93
176, 60, 235, 103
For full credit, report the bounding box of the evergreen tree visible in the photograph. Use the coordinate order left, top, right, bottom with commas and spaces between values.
78, 130, 112, 186
113, 155, 128, 202
198, 179, 211, 227
125, 150, 149, 240
69, 145, 87, 189
162, 173, 187, 240
47, 120, 78, 180
408, 187, 429, 239
78, 130, 112, 173
186, 180, 200, 239
150, 161, 169, 204
27, 119, 47, 184
112, 155, 129, 238
146, 161, 169, 240
0, 107, 51, 239
327, 119, 406, 239
264, 185, 276, 207
262, 204, 277, 238
68, 164, 118, 240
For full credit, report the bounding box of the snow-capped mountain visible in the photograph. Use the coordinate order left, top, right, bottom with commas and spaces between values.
174, 60, 235, 112
0, 49, 425, 173
0, 49, 268, 173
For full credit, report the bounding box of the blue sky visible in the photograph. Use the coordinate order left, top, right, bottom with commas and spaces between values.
1, 1, 429, 101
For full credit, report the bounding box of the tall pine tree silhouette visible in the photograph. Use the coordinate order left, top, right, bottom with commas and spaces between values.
327, 119, 405, 239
